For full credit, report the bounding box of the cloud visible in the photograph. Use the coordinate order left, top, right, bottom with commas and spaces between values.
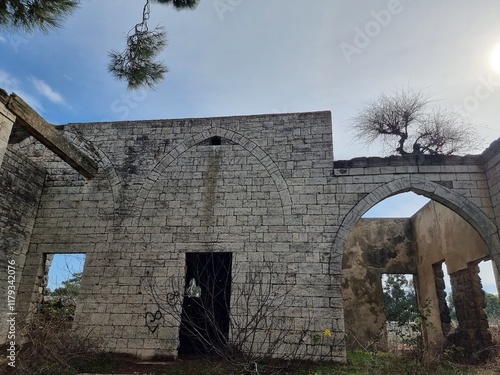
0, 35, 6, 43
29, 77, 66, 105
0, 69, 43, 111
0, 69, 19, 89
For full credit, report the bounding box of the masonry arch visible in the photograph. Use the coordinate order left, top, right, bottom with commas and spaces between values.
133, 127, 292, 216
332, 176, 500, 274
11, 132, 124, 215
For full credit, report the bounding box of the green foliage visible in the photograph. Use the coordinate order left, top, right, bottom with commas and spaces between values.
383, 274, 419, 325
484, 293, 500, 320
1, 0, 200, 90
50, 271, 82, 298
0, 0, 80, 33
152, 0, 199, 9
448, 292, 500, 322
109, 27, 168, 90
107, 0, 199, 89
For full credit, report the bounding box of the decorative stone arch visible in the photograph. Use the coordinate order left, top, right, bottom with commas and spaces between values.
331, 176, 500, 274
11, 133, 124, 213
133, 127, 292, 216
63, 131, 125, 213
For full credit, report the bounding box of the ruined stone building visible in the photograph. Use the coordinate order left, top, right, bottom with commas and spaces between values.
1, 91, 499, 360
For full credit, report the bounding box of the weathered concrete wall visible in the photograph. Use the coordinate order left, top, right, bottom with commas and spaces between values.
342, 218, 416, 349
411, 200, 491, 346
0, 149, 45, 340
412, 200, 490, 274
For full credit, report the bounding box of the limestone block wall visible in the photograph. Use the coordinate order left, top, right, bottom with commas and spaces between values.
482, 139, 500, 292
0, 149, 46, 340
10, 112, 344, 360
4, 107, 500, 360
0, 101, 15, 168
331, 153, 500, 284
342, 218, 416, 350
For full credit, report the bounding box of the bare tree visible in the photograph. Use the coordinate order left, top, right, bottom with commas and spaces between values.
352, 88, 482, 156
141, 261, 343, 374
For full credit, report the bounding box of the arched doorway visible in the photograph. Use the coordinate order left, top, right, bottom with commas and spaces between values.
338, 180, 500, 357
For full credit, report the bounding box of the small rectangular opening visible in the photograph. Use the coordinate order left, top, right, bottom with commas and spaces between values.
43, 253, 86, 319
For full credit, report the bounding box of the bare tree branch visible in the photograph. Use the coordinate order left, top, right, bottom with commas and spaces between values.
352, 87, 482, 156
141, 261, 344, 374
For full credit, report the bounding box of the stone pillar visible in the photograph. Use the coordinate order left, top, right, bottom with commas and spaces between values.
449, 262, 492, 360
0, 101, 15, 169
432, 262, 451, 336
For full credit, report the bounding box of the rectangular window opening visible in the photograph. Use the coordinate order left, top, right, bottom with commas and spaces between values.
42, 253, 87, 321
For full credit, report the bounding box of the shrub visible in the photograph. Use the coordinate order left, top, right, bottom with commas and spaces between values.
10, 305, 111, 375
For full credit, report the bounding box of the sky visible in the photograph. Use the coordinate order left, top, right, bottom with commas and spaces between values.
2, 2, 499, 293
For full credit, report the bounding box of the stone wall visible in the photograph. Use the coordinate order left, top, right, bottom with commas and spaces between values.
9, 112, 343, 359
483, 139, 500, 294
0, 149, 45, 339
2, 108, 500, 361
449, 263, 492, 360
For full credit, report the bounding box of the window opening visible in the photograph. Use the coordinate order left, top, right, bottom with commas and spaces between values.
44, 253, 86, 319
209, 136, 222, 146
382, 273, 420, 352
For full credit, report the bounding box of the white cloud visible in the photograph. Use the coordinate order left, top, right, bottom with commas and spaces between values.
0, 69, 19, 89
0, 35, 6, 43
29, 77, 66, 105
0, 69, 43, 111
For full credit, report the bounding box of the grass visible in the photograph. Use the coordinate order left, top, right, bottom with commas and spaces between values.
67, 350, 500, 375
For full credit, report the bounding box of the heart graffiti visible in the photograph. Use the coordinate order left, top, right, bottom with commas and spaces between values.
145, 310, 163, 333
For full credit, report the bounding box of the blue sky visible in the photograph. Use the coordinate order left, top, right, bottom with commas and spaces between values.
1, 0, 500, 160
2, 1, 499, 293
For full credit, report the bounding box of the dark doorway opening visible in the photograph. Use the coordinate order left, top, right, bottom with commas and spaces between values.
178, 252, 232, 358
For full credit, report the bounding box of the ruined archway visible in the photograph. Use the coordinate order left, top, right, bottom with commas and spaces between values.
337, 179, 500, 356
332, 176, 500, 274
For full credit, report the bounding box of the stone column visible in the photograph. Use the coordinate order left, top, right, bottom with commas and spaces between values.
449, 262, 492, 360
432, 262, 451, 336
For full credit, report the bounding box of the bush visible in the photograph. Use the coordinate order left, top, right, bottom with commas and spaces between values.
9, 305, 112, 375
